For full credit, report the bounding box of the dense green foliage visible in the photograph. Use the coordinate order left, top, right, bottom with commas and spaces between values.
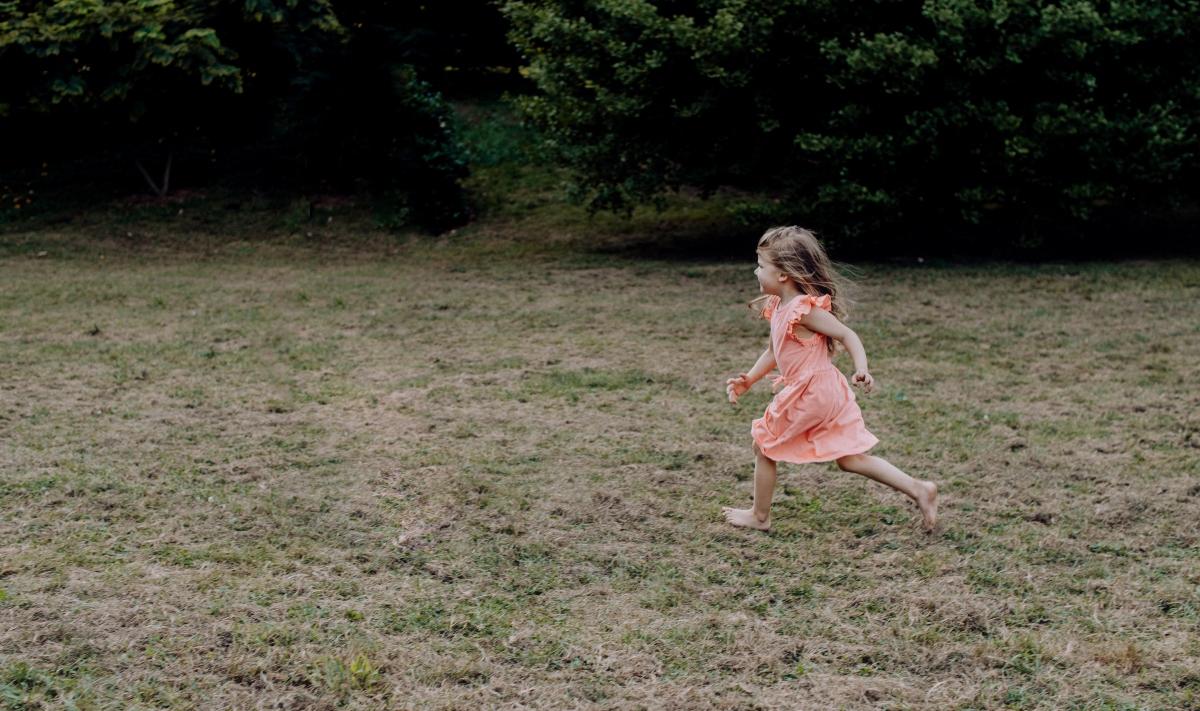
0, 0, 473, 230
3, 1, 1197, 244
0, 0, 339, 115
504, 0, 1200, 244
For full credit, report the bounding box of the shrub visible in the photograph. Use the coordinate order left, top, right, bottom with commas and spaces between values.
0, 0, 469, 231
504, 0, 1200, 248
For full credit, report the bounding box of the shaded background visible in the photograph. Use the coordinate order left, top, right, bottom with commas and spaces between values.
2, 0, 1197, 253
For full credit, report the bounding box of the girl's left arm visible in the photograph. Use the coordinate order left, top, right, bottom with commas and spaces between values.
800, 308, 874, 391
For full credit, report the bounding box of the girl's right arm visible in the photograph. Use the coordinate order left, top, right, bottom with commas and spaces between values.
744, 346, 776, 385
727, 346, 775, 404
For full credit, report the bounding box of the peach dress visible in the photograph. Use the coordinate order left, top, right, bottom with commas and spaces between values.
751, 294, 878, 464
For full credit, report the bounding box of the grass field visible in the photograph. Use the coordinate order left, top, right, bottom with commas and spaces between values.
2, 208, 1199, 710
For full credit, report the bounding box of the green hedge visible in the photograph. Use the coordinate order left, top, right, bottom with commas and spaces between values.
504, 0, 1200, 247
0, 0, 468, 231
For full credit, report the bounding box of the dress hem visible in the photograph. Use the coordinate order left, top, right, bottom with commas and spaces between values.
753, 436, 878, 465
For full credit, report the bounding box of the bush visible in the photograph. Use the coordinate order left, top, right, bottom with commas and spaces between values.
0, 0, 469, 231
504, 0, 1200, 249
272, 22, 470, 231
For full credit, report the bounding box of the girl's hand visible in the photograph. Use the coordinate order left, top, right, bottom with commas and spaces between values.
726, 374, 751, 404
852, 370, 875, 393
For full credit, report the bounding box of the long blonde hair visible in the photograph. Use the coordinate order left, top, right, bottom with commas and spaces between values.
750, 226, 851, 353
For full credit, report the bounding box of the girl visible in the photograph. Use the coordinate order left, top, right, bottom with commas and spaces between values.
723, 226, 939, 532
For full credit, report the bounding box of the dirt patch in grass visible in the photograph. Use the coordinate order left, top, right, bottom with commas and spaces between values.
2, 234, 1198, 708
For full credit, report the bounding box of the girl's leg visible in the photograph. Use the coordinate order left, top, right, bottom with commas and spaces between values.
835, 453, 938, 531
722, 444, 776, 530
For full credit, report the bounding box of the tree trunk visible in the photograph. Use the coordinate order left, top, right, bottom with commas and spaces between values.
135, 151, 173, 197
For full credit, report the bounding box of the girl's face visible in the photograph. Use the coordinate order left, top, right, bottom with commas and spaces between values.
755, 252, 787, 295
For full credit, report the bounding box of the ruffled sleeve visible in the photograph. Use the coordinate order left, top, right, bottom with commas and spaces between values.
784, 294, 832, 341
759, 294, 782, 319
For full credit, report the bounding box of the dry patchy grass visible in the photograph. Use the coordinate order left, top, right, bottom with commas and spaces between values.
1, 229, 1199, 710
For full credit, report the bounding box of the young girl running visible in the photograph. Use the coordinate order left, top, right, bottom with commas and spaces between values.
723, 226, 939, 532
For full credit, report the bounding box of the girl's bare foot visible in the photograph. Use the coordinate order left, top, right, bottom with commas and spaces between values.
721, 506, 770, 531
916, 481, 939, 532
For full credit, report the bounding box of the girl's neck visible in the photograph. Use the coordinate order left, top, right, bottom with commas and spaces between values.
777, 283, 805, 303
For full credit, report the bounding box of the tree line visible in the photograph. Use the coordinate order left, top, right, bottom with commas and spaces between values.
3, 1, 1196, 246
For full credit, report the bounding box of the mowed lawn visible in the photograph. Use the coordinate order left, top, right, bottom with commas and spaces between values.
1, 230, 1198, 710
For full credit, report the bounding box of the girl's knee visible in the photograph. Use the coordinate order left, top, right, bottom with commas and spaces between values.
837, 454, 862, 471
